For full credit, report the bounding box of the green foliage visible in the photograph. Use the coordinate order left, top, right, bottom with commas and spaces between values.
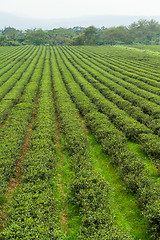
1, 18, 160, 45
71, 19, 160, 45
0, 45, 160, 238
1, 27, 24, 46
129, 19, 160, 44
25, 29, 48, 45
0, 47, 45, 190
55, 46, 160, 238
0, 48, 59, 239
103, 26, 131, 45
143, 198, 160, 239
0, 46, 42, 124
63, 46, 160, 158
51, 47, 131, 239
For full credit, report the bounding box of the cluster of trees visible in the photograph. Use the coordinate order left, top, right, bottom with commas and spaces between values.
72, 19, 160, 45
0, 27, 82, 46
0, 19, 160, 46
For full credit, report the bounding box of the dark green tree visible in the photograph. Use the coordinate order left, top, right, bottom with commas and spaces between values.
84, 26, 98, 45
71, 26, 99, 45
103, 26, 131, 45
0, 35, 7, 46
25, 29, 47, 45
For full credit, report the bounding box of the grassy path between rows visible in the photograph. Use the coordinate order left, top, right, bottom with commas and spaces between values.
87, 130, 152, 240
53, 93, 68, 237
116, 45, 160, 56
127, 140, 160, 184
52, 135, 82, 239
51, 62, 81, 239
57, 138, 82, 239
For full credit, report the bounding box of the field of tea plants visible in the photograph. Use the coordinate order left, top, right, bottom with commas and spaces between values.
0, 45, 160, 239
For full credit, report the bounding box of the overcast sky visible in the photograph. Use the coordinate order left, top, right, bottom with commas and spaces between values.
0, 0, 160, 19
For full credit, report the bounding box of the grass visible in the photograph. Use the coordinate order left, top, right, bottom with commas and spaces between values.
88, 130, 152, 240
117, 45, 160, 56
127, 140, 160, 183
0, 196, 7, 205
53, 134, 82, 239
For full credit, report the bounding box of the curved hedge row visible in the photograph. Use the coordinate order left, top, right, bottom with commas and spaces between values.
75, 47, 160, 86
68, 47, 160, 107
67, 47, 160, 119
79, 46, 160, 80
62, 47, 160, 136
59, 47, 160, 163
64, 47, 160, 141
82, 46, 160, 71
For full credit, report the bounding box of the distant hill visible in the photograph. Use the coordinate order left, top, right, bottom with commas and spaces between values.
0, 11, 160, 30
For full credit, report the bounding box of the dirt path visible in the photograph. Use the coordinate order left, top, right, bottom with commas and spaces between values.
0, 91, 39, 231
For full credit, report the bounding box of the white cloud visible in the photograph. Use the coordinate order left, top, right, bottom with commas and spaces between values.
0, 0, 160, 19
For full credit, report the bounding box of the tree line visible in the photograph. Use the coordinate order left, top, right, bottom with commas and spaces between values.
0, 19, 160, 46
